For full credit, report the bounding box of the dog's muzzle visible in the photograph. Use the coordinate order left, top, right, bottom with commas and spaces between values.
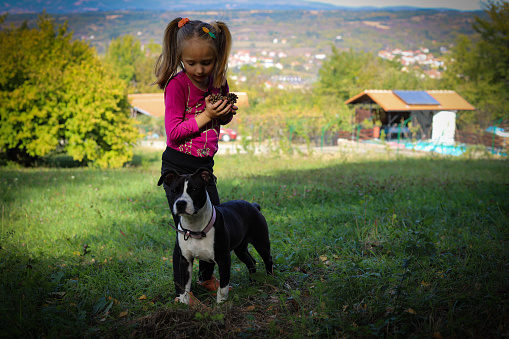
175, 200, 188, 214
174, 199, 195, 215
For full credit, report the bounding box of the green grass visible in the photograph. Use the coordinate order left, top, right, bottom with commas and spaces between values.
1, 149, 508, 338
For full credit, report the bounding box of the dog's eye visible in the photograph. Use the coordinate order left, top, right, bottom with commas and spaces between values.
171, 188, 178, 193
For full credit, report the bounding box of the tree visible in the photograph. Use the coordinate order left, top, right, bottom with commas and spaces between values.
103, 35, 160, 93
441, 0, 509, 127
0, 13, 139, 167
314, 47, 370, 101
133, 40, 161, 93
473, 0, 509, 90
314, 47, 437, 102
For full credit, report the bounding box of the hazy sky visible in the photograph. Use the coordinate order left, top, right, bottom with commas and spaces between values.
307, 0, 484, 11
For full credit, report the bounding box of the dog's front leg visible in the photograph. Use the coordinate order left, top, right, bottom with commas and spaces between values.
173, 244, 194, 304
178, 257, 194, 304
216, 256, 231, 303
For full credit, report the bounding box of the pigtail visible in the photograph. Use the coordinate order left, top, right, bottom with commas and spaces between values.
211, 21, 232, 89
154, 18, 182, 90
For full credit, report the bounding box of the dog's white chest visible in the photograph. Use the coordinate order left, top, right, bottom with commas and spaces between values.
179, 228, 215, 263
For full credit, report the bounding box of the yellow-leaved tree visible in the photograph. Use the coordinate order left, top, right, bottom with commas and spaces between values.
0, 13, 140, 167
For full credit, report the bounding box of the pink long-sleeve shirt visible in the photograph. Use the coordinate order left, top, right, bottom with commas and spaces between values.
164, 71, 231, 157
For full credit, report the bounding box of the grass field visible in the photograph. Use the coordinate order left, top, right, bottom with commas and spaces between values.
1, 148, 508, 338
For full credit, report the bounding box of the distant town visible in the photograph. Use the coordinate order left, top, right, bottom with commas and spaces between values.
377, 46, 447, 79
228, 48, 323, 89
228, 43, 448, 89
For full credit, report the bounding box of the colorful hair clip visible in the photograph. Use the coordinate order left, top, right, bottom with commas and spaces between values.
178, 18, 189, 28
202, 27, 216, 39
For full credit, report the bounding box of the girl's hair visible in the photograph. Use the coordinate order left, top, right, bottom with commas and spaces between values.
154, 18, 232, 90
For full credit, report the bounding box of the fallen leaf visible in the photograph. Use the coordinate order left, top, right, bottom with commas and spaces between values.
319, 255, 327, 261
405, 308, 416, 315
138, 295, 148, 300
245, 305, 255, 311
433, 332, 443, 339
108, 296, 119, 305
269, 296, 279, 303
118, 311, 128, 318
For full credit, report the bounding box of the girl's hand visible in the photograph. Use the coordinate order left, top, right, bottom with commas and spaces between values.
204, 95, 232, 119
195, 96, 235, 129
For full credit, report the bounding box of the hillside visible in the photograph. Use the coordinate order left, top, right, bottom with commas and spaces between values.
3, 9, 482, 54
1, 0, 338, 14
2, 9, 484, 85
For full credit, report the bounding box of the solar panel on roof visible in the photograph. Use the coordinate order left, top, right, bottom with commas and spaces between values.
393, 90, 440, 105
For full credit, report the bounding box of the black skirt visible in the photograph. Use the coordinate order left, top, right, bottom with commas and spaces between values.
161, 146, 214, 175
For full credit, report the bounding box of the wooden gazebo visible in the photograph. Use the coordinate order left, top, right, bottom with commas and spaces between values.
345, 90, 475, 142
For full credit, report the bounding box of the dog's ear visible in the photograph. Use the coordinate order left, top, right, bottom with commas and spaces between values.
196, 168, 213, 184
157, 169, 180, 186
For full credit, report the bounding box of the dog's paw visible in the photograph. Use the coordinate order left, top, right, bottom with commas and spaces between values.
176, 292, 209, 308
175, 292, 191, 304
216, 286, 230, 303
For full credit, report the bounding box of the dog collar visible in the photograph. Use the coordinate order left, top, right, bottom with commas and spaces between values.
174, 207, 216, 241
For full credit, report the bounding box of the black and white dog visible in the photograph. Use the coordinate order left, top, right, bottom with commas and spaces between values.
158, 168, 273, 304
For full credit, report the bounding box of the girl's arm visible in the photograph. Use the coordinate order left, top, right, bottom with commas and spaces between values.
165, 80, 234, 141
164, 81, 200, 142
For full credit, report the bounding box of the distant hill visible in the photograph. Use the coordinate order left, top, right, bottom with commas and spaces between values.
2, 8, 483, 55
2, 7, 484, 85
0, 0, 475, 14
2, 0, 340, 14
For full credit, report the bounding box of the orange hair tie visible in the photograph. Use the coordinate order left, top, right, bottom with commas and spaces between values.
178, 18, 189, 28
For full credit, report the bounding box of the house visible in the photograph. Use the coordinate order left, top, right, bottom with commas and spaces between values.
128, 93, 165, 118
345, 90, 475, 144
128, 92, 249, 118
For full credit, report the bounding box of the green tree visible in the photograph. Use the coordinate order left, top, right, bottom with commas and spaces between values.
314, 47, 437, 102
441, 0, 509, 127
473, 0, 509, 91
0, 13, 139, 167
104, 35, 143, 85
103, 35, 159, 93
134, 40, 161, 93
314, 47, 370, 101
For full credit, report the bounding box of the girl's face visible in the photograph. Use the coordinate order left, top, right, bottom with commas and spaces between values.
181, 39, 216, 89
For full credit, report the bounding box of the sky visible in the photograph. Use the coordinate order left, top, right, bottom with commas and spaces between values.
307, 0, 484, 11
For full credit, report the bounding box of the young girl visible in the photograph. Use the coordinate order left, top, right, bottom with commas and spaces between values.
154, 17, 236, 299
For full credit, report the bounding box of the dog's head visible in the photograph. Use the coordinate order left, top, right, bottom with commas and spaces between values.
157, 168, 214, 216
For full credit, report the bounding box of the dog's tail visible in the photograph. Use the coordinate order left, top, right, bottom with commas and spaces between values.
252, 203, 261, 211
